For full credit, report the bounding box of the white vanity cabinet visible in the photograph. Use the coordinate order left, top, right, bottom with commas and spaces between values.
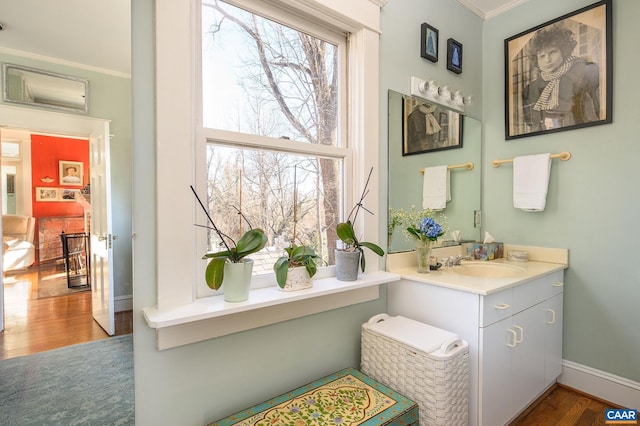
388, 268, 564, 426
479, 271, 564, 425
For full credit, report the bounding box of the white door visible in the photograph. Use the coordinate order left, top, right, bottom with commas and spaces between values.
544, 293, 564, 384
479, 317, 513, 426
511, 304, 546, 416
90, 132, 115, 335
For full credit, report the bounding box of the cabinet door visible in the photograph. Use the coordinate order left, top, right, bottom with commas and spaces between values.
511, 303, 546, 415
479, 316, 513, 426
545, 293, 563, 385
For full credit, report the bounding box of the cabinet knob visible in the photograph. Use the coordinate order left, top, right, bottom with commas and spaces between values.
552, 282, 564, 287
507, 329, 517, 347
494, 303, 510, 310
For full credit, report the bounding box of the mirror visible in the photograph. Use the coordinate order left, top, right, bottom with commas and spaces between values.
388, 90, 481, 253
2, 63, 89, 115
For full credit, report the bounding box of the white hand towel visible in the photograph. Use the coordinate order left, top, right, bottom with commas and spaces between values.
422, 165, 450, 211
513, 153, 551, 211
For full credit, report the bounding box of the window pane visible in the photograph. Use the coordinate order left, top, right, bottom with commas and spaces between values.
206, 143, 342, 270
201, 1, 339, 147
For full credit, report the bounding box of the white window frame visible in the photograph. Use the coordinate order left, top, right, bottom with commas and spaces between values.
147, 0, 390, 349
194, 2, 349, 297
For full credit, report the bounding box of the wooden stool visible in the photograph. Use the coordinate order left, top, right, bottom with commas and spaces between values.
209, 367, 418, 425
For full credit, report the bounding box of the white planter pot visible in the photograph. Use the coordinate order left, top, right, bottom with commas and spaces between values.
279, 266, 312, 291
223, 259, 253, 302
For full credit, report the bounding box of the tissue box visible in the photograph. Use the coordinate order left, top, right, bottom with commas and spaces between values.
473, 242, 504, 260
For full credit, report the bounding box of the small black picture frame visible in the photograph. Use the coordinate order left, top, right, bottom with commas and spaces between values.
446, 38, 463, 74
420, 23, 439, 62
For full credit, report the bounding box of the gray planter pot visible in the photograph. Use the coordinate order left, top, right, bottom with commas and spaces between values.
335, 249, 361, 281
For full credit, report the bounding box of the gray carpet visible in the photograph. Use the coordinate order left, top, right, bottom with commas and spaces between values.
0, 334, 134, 425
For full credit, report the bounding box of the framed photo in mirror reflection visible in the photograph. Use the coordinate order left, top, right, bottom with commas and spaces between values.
402, 95, 463, 156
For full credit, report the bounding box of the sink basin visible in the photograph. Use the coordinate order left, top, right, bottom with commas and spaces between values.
452, 262, 526, 278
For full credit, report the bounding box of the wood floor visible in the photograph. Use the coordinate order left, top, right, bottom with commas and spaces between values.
1, 265, 132, 360
510, 384, 622, 426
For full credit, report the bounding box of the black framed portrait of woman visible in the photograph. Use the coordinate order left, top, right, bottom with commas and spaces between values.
504, 0, 612, 140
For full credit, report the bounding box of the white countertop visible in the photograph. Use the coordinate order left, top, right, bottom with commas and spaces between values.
393, 258, 566, 295
387, 244, 568, 295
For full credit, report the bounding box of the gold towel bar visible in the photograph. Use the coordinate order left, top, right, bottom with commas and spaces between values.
492, 151, 572, 168
420, 162, 474, 174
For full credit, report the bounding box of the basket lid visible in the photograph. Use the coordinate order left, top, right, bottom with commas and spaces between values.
364, 314, 460, 354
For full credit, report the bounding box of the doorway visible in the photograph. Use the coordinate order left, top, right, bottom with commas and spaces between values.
0, 105, 118, 354
2, 129, 91, 300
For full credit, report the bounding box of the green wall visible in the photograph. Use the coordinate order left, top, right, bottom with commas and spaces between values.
483, 0, 639, 381
0, 53, 133, 299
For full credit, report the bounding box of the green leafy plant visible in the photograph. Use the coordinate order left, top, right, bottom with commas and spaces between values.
191, 186, 267, 290
274, 243, 321, 288
336, 168, 384, 272
273, 167, 321, 288
388, 207, 405, 236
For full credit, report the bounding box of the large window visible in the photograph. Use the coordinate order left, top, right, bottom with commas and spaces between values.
198, 0, 347, 292
154, 0, 382, 314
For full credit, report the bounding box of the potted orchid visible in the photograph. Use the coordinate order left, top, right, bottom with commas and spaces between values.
191, 186, 268, 302
335, 168, 385, 281
273, 167, 322, 291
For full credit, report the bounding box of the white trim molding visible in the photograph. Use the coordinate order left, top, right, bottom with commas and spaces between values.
144, 272, 398, 350
454, 0, 530, 20
115, 295, 133, 312
560, 360, 640, 408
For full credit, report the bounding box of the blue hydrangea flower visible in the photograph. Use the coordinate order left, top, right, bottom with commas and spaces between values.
418, 217, 442, 239
427, 223, 441, 238
419, 217, 436, 233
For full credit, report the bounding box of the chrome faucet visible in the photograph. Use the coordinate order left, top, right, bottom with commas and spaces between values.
442, 255, 473, 267
453, 255, 473, 265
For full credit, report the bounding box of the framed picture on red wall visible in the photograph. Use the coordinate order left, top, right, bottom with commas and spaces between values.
60, 188, 81, 202
35, 187, 59, 202
59, 161, 84, 186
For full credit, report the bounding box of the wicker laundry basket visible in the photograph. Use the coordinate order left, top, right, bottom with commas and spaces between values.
361, 314, 469, 426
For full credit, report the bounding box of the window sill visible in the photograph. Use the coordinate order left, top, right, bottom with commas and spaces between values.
142, 271, 399, 350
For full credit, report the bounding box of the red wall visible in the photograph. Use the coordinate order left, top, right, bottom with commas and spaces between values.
31, 134, 89, 219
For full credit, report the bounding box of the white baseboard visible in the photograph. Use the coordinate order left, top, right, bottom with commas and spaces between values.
559, 360, 640, 408
114, 295, 132, 312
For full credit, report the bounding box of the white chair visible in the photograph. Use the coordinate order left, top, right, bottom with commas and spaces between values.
3, 214, 36, 272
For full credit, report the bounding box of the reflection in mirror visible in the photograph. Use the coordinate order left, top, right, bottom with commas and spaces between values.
402, 95, 462, 156
388, 90, 481, 253
2, 63, 89, 115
